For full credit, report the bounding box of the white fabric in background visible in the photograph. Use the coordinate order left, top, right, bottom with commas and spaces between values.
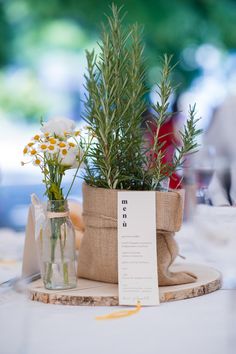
0, 229, 24, 283
205, 95, 236, 205
176, 205, 236, 289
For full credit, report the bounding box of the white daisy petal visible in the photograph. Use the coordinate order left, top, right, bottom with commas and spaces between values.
60, 149, 77, 167
41, 117, 76, 138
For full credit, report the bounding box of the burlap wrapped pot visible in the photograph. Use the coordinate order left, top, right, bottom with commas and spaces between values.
78, 183, 197, 286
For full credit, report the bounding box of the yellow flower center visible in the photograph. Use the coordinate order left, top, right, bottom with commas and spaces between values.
59, 142, 66, 148
31, 149, 37, 155
33, 135, 40, 141
75, 130, 81, 136
28, 142, 34, 147
35, 159, 41, 165
48, 145, 55, 151
44, 132, 49, 137
41, 144, 47, 150
49, 138, 56, 144
69, 142, 75, 147
23, 147, 28, 154
62, 149, 67, 155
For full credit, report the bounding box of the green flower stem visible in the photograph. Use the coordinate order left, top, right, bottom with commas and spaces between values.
65, 135, 93, 199
45, 217, 69, 287
59, 221, 69, 285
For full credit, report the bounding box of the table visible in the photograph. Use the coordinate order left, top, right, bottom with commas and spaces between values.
0, 288, 235, 354
1, 205, 236, 354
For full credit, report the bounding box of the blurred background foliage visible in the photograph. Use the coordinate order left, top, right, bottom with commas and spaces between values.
1, 0, 236, 230
0, 0, 236, 122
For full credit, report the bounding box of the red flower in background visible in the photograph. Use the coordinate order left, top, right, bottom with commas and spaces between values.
145, 111, 183, 189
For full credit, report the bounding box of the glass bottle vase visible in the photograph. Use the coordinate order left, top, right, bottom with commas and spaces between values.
42, 200, 77, 290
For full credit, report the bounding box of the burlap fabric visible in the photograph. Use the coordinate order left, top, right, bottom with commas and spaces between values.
78, 183, 197, 286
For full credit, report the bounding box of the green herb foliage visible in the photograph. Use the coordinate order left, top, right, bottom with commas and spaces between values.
83, 4, 202, 190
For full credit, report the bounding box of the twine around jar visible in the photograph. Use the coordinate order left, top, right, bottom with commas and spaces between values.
47, 211, 70, 219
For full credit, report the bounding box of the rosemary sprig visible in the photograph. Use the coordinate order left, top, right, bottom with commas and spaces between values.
145, 57, 202, 189
83, 4, 146, 189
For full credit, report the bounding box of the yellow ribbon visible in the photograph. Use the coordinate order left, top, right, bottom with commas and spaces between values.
96, 301, 141, 320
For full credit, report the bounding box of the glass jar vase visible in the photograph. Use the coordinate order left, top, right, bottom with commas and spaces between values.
42, 200, 77, 290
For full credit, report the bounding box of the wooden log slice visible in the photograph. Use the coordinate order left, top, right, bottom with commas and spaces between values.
28, 263, 221, 306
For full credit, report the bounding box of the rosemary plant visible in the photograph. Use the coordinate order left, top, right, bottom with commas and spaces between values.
83, 4, 202, 190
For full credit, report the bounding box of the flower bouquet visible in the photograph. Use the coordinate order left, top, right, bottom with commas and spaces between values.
22, 117, 92, 289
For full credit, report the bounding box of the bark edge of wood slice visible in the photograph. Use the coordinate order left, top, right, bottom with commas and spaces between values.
28, 263, 221, 306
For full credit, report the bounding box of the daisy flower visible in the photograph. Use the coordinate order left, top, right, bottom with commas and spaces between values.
41, 117, 76, 138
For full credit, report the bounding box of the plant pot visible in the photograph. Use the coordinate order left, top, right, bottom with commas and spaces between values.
78, 183, 197, 286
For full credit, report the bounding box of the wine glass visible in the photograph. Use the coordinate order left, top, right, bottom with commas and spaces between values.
193, 145, 216, 204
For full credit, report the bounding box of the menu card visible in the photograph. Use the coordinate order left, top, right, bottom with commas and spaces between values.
118, 191, 159, 306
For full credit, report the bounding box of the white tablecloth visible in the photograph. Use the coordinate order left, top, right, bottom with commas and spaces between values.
1, 205, 236, 354
0, 289, 235, 354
